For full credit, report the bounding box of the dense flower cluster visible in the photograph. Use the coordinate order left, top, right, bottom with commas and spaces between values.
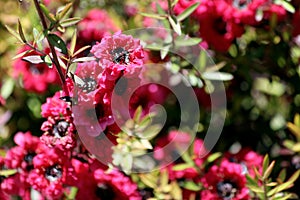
174, 0, 286, 51
2, 1, 300, 199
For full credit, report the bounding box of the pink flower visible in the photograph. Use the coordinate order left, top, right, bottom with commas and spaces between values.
5, 132, 46, 171
93, 168, 142, 200
28, 148, 72, 200
40, 91, 76, 150
78, 9, 119, 44
13, 45, 59, 93
91, 32, 144, 76
224, 147, 263, 177
200, 159, 250, 200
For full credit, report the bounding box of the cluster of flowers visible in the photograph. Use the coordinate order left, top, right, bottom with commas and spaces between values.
3, 5, 268, 200
174, 0, 287, 51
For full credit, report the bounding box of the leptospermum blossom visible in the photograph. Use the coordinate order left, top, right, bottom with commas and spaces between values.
40, 91, 76, 150
13, 45, 59, 93
27, 148, 73, 200
200, 159, 249, 200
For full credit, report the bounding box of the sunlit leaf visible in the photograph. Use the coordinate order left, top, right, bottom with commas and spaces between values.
69, 29, 77, 55
5, 25, 23, 43
202, 72, 233, 81
139, 12, 166, 20
60, 17, 81, 28
286, 122, 300, 139
57, 2, 73, 20
40, 3, 56, 22
22, 55, 44, 64
0, 169, 17, 176
176, 2, 200, 22
180, 181, 201, 191
1, 78, 14, 99
175, 36, 202, 47
168, 16, 181, 36
72, 57, 96, 63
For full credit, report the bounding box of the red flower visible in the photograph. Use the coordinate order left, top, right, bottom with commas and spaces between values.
28, 148, 72, 200
200, 159, 250, 200
40, 91, 76, 150
5, 131, 46, 171
224, 147, 263, 177
91, 32, 144, 76
13, 45, 59, 93
78, 9, 119, 44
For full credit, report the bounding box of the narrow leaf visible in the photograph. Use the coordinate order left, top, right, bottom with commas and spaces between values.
73, 45, 91, 57
40, 4, 56, 22
60, 17, 81, 28
202, 72, 233, 81
175, 37, 202, 47
57, 3, 73, 20
12, 50, 32, 60
140, 12, 166, 20
286, 170, 300, 184
18, 19, 26, 42
286, 122, 300, 139
177, 2, 200, 22
5, 25, 23, 43
72, 57, 96, 63
22, 55, 44, 64
0, 169, 17, 176
47, 34, 68, 55
263, 160, 275, 180
267, 181, 293, 196
180, 181, 201, 191
69, 29, 77, 55
168, 16, 182, 36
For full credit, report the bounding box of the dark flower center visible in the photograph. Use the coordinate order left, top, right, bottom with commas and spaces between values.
29, 64, 44, 75
45, 165, 62, 182
24, 152, 36, 171
214, 18, 227, 35
111, 47, 130, 64
95, 183, 115, 200
53, 120, 69, 138
232, 0, 251, 9
217, 181, 237, 199
79, 77, 97, 93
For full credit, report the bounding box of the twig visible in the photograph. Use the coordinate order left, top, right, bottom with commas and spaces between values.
33, 0, 70, 96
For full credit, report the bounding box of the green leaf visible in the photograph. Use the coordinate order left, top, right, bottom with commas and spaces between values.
133, 106, 143, 122
277, 169, 287, 183
263, 154, 269, 174
247, 184, 265, 193
12, 50, 31, 60
40, 4, 56, 23
156, 2, 166, 15
18, 19, 26, 43
43, 55, 52, 67
160, 44, 171, 60
180, 181, 202, 191
73, 45, 91, 57
172, 163, 194, 171
66, 187, 78, 200
177, 2, 200, 22
286, 170, 300, 184
168, 16, 182, 36
47, 34, 68, 55
60, 17, 81, 28
56, 3, 73, 20
22, 55, 44, 64
275, 0, 295, 13
175, 37, 202, 47
263, 160, 275, 180
286, 122, 300, 139
72, 57, 96, 63
69, 29, 77, 55
140, 139, 153, 149
139, 12, 166, 20
1, 78, 14, 99
5, 25, 23, 43
206, 152, 222, 163
246, 174, 258, 187
0, 169, 17, 177
202, 72, 233, 81
139, 174, 157, 188
170, 181, 182, 199
267, 181, 293, 197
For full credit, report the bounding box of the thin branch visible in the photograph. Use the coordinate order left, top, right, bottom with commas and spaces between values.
33, 0, 70, 96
